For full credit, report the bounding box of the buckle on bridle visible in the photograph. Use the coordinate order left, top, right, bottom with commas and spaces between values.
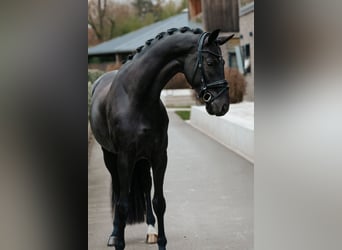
202, 91, 213, 103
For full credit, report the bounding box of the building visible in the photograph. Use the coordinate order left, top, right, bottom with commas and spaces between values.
239, 1, 254, 101
88, 1, 254, 100
188, 0, 254, 100
88, 10, 202, 70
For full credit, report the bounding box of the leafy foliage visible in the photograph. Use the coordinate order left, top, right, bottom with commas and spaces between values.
88, 69, 104, 118
166, 68, 246, 104
225, 68, 246, 103
164, 73, 191, 89
132, 0, 154, 17
88, 69, 104, 83
88, 0, 187, 45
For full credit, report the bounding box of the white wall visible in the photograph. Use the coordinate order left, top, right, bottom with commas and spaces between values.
161, 89, 198, 107
190, 102, 254, 163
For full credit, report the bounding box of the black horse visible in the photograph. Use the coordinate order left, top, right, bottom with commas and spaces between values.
90, 27, 233, 250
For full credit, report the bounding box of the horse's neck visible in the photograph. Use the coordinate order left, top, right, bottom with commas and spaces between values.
122, 33, 197, 105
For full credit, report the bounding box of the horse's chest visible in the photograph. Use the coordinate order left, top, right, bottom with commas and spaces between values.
136, 125, 161, 144
111, 110, 168, 155
132, 125, 163, 158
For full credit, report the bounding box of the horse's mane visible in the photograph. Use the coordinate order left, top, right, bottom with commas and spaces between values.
124, 26, 203, 63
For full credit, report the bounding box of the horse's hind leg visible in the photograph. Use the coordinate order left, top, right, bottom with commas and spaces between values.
152, 150, 168, 250
102, 148, 121, 247
146, 189, 158, 244
138, 160, 157, 244
112, 151, 135, 250
102, 149, 133, 250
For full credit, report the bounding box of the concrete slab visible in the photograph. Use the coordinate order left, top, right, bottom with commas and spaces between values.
190, 102, 254, 163
160, 89, 197, 107
88, 111, 253, 250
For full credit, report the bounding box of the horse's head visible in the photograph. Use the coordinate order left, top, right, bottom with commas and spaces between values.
185, 30, 234, 116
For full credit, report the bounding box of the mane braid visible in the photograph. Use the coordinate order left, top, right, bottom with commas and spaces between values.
127, 27, 201, 64
155, 31, 166, 40
145, 39, 154, 46
136, 45, 144, 53
193, 28, 203, 34
180, 26, 191, 33
167, 28, 178, 35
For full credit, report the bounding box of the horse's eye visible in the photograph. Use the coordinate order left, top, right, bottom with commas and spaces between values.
207, 60, 214, 66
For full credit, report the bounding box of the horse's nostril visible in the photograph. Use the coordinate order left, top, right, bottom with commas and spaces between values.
222, 104, 228, 113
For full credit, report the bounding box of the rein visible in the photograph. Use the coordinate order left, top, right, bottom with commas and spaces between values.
191, 32, 229, 103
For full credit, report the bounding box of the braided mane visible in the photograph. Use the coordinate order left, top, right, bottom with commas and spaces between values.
123, 27, 203, 63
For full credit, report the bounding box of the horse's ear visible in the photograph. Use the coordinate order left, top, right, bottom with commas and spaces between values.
216, 34, 235, 45
208, 29, 220, 44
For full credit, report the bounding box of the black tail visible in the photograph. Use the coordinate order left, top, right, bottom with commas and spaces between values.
111, 161, 151, 224
127, 163, 147, 224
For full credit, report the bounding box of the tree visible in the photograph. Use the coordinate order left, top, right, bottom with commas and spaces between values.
88, 0, 188, 43
132, 0, 154, 18
88, 0, 116, 42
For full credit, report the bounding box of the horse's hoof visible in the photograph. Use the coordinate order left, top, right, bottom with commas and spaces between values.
107, 235, 117, 247
146, 233, 158, 244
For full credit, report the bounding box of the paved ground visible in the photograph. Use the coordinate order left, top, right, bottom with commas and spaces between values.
89, 111, 253, 250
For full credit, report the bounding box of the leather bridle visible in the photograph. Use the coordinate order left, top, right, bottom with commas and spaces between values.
191, 32, 229, 103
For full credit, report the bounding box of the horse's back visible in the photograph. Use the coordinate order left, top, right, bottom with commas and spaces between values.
90, 70, 118, 151
91, 70, 118, 96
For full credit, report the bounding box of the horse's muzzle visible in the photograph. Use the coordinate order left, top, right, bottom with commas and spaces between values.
206, 102, 229, 116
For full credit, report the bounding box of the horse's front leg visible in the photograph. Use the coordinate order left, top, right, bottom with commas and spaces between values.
111, 151, 134, 250
152, 150, 168, 250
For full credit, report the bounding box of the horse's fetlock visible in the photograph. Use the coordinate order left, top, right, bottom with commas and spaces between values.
157, 237, 167, 248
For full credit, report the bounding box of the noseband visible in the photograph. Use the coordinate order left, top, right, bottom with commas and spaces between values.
191, 32, 229, 103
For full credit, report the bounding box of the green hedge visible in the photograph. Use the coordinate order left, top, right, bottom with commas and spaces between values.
88, 69, 104, 84
88, 69, 104, 119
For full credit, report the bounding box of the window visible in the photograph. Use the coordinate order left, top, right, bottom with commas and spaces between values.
228, 51, 238, 69
241, 44, 251, 74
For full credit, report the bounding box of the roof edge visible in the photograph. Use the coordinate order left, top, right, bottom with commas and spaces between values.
240, 2, 254, 17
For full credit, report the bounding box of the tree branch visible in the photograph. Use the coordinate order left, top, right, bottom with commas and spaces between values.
88, 3, 102, 41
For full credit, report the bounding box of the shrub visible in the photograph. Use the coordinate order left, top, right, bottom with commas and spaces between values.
105, 63, 122, 72
192, 67, 246, 104
88, 69, 104, 119
88, 69, 104, 84
88, 81, 92, 119
225, 68, 246, 103
164, 68, 246, 103
164, 73, 191, 89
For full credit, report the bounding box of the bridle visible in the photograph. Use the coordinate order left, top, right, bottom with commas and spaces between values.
191, 32, 229, 103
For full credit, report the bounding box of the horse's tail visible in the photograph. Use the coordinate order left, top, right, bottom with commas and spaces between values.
110, 160, 150, 224
126, 161, 151, 224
